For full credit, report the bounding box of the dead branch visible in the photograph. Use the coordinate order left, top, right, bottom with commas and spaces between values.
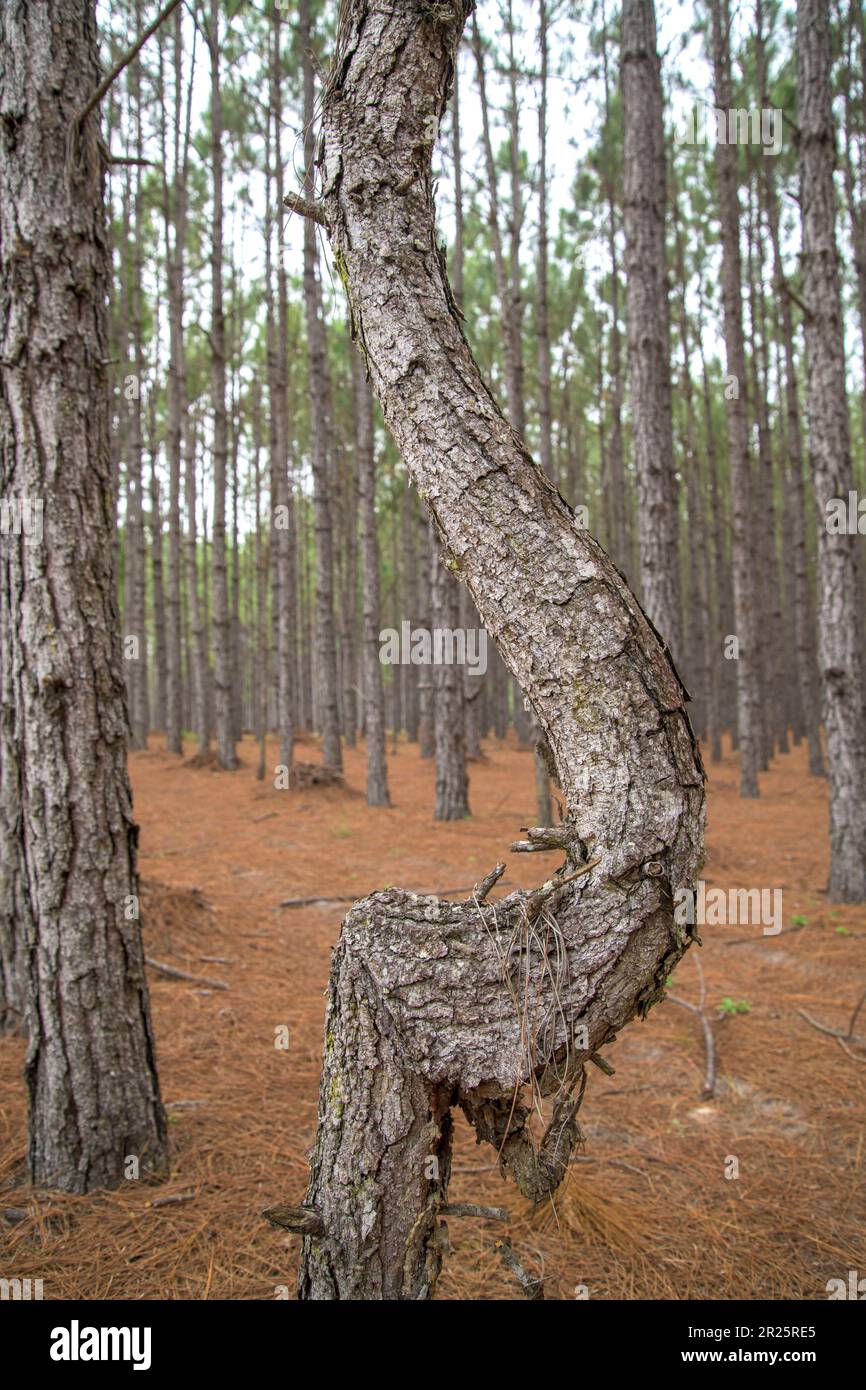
494, 1237, 544, 1300
283, 191, 328, 227
263, 1204, 325, 1237
74, 0, 183, 127
798, 1008, 866, 1049
666, 994, 718, 1099
471, 862, 506, 903
440, 1202, 509, 1222
145, 957, 229, 990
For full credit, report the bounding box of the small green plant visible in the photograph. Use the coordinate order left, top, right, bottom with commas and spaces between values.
792, 914, 808, 926
835, 925, 851, 937
720, 996, 751, 1016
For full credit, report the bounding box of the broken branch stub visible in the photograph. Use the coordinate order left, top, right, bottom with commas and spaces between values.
287, 0, 705, 1301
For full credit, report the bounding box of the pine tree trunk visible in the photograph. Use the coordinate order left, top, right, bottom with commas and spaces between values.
289, 0, 704, 1299
621, 0, 682, 660
0, 0, 167, 1187
269, 14, 295, 773
149, 399, 167, 734
208, 1, 237, 771
600, 14, 630, 577
710, 0, 761, 797
797, 0, 866, 899
353, 354, 390, 806
758, 15, 825, 775
301, 0, 343, 773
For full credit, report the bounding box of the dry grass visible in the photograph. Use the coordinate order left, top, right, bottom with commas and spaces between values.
1, 733, 864, 1300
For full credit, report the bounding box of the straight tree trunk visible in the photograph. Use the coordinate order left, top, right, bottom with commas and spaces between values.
148, 393, 167, 732
709, 0, 761, 797
269, 13, 295, 773
0, 0, 167, 1187
300, 0, 343, 773
758, 2, 825, 775
184, 419, 209, 754
600, 6, 630, 576
208, 0, 237, 771
353, 353, 390, 806
672, 180, 713, 749
797, 0, 866, 899
160, 6, 192, 757
621, 0, 682, 660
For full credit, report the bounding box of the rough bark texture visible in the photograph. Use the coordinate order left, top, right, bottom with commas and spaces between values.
797, 0, 866, 899
353, 351, 390, 806
621, 0, 681, 663
0, 0, 167, 1186
760, 111, 824, 776
431, 539, 470, 821
289, 0, 704, 1300
270, 10, 295, 773
301, 0, 343, 773
160, 4, 189, 757
208, 0, 237, 771
710, 0, 761, 797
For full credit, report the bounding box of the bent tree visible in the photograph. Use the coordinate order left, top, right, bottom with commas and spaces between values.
280, 0, 705, 1299
0, 0, 167, 1189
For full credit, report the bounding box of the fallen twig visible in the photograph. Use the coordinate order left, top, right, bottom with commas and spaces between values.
493, 1237, 544, 1300
151, 1191, 196, 1209
723, 920, 812, 947
145, 957, 229, 990
666, 989, 717, 1099
798, 1008, 866, 1049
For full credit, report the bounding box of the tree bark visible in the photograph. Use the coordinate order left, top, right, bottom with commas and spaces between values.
159, 4, 191, 757
208, 0, 237, 771
289, 0, 704, 1300
269, 10, 296, 773
0, 0, 167, 1187
797, 0, 866, 899
353, 352, 390, 806
709, 0, 761, 797
301, 0, 343, 773
758, 21, 825, 775
621, 0, 682, 662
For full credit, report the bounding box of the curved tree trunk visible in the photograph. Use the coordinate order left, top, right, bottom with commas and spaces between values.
284, 0, 705, 1300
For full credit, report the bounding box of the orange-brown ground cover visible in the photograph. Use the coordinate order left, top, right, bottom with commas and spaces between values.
1, 734, 864, 1299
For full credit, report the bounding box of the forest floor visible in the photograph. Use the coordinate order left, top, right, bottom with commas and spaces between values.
1, 732, 865, 1300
